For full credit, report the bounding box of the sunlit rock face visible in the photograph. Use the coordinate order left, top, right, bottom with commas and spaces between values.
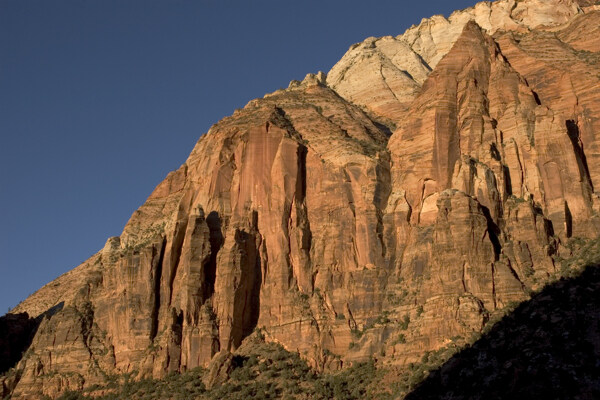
5, 0, 600, 397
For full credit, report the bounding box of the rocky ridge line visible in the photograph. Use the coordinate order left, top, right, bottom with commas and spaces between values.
3, 0, 600, 398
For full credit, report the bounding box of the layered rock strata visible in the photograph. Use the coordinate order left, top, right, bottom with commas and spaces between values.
4, 0, 600, 398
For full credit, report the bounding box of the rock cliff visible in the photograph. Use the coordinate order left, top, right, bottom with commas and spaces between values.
3, 0, 600, 398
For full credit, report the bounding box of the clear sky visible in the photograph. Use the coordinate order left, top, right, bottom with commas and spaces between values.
0, 0, 478, 315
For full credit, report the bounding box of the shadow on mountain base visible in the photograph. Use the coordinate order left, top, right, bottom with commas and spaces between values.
405, 264, 600, 400
0, 302, 64, 374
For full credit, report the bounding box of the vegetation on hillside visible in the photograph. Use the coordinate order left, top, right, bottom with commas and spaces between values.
50, 341, 382, 400
4, 237, 599, 400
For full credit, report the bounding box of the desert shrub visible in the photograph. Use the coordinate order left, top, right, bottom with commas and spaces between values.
394, 333, 406, 344
55, 391, 86, 400
399, 314, 410, 330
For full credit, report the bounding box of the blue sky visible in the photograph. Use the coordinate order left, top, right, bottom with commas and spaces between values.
0, 0, 478, 314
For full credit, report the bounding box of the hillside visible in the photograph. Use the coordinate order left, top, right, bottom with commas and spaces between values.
2, 0, 600, 398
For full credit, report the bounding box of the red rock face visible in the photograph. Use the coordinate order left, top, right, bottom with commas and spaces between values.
5, 1, 600, 397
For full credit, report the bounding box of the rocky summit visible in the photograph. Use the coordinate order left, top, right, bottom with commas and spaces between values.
2, 0, 600, 398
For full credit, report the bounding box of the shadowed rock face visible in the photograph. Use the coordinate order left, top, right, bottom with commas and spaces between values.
3, 0, 600, 398
405, 263, 600, 400
0, 313, 40, 374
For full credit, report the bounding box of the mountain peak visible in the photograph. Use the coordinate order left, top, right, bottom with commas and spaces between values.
3, 0, 600, 398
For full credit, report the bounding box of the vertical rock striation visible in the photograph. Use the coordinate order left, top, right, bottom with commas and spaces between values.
3, 0, 600, 397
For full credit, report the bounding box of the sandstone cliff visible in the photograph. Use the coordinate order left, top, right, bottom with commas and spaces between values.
3, 0, 600, 398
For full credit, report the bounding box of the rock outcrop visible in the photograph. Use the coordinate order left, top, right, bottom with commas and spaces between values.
3, 0, 600, 398
327, 0, 587, 124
